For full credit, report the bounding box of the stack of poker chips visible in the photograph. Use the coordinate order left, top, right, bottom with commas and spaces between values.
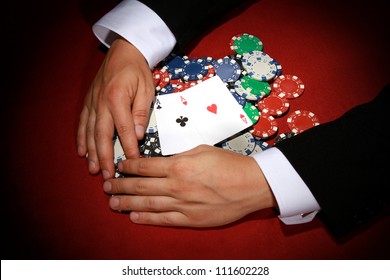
113, 33, 320, 177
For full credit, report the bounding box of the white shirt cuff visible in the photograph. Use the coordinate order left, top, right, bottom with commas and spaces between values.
92, 0, 176, 68
251, 147, 321, 225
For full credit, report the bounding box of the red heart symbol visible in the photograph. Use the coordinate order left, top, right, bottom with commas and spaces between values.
207, 104, 217, 114
240, 114, 247, 124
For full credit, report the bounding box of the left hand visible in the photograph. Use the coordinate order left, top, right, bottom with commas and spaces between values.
77, 38, 155, 179
102, 145, 277, 227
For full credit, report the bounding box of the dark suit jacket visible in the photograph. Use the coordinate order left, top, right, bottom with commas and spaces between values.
140, 0, 390, 237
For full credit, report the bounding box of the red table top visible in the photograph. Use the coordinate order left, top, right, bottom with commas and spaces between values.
4, 0, 389, 259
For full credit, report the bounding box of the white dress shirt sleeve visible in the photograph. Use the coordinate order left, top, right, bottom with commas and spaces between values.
92, 0, 176, 68
251, 147, 321, 224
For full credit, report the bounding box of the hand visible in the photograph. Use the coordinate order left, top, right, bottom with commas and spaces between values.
77, 38, 155, 179
103, 145, 277, 227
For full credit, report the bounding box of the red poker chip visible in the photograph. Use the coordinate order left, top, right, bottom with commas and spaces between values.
152, 68, 161, 87
201, 64, 216, 81
229, 33, 245, 53
156, 66, 170, 91
169, 78, 186, 87
272, 74, 305, 99
287, 110, 320, 134
257, 94, 289, 117
172, 84, 185, 93
250, 114, 278, 139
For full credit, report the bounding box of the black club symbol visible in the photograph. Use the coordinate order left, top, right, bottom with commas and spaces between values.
176, 116, 189, 127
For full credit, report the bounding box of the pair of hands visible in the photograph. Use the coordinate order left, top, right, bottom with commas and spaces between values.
77, 38, 276, 227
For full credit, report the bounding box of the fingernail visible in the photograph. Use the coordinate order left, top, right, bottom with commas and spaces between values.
102, 170, 110, 180
103, 181, 112, 193
88, 160, 96, 171
110, 196, 120, 208
117, 162, 123, 172
135, 125, 145, 139
130, 212, 140, 222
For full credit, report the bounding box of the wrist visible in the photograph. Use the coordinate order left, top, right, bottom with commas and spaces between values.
246, 157, 278, 214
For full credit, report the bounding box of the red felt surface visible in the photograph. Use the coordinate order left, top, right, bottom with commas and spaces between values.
3, 0, 390, 259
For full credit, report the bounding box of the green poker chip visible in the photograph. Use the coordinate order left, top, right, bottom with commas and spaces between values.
230, 33, 263, 55
243, 102, 260, 124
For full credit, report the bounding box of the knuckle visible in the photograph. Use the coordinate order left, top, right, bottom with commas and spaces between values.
105, 86, 122, 104
169, 158, 186, 175
134, 159, 150, 175
116, 125, 131, 136
134, 180, 147, 194
86, 123, 95, 136
119, 159, 130, 171
160, 215, 174, 226
197, 144, 209, 151
145, 197, 159, 210
132, 109, 149, 122
124, 148, 140, 160
94, 127, 105, 141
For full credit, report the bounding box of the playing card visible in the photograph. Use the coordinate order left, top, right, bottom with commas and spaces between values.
154, 95, 205, 155
155, 76, 253, 155
178, 76, 252, 144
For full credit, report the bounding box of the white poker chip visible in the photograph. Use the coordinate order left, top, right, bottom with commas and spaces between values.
113, 136, 126, 164
222, 132, 255, 155
146, 106, 158, 133
241, 51, 277, 81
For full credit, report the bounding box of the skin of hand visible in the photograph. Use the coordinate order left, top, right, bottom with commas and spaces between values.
77, 38, 155, 179
103, 145, 277, 228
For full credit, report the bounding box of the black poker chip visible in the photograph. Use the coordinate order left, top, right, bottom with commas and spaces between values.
139, 132, 163, 157
274, 132, 296, 145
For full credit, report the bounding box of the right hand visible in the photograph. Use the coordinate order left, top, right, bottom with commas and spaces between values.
103, 145, 277, 227
77, 38, 155, 179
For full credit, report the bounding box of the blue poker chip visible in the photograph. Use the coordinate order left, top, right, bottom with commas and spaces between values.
158, 84, 176, 95
180, 58, 209, 81
229, 88, 246, 107
166, 55, 187, 79
202, 56, 218, 65
273, 59, 283, 78
213, 56, 242, 83
156, 52, 177, 68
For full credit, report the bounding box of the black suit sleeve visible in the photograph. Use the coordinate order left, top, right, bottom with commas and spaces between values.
275, 85, 390, 237
139, 0, 254, 51
137, 0, 390, 237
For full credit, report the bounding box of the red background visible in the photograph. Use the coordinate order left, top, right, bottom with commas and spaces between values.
3, 0, 389, 259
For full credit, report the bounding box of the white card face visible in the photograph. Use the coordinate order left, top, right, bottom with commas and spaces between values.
155, 76, 253, 155
154, 95, 205, 155
179, 76, 252, 144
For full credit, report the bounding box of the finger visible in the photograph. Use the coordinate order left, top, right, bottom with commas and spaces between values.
131, 75, 155, 140
76, 105, 89, 156
103, 177, 173, 196
130, 211, 189, 227
111, 97, 140, 160
109, 195, 178, 212
95, 108, 115, 179
118, 157, 172, 177
85, 108, 100, 174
